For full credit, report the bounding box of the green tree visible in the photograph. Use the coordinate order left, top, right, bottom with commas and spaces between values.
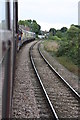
18, 19, 41, 34
60, 27, 68, 32
31, 20, 41, 34
56, 30, 63, 38
49, 28, 56, 36
19, 20, 25, 25
57, 25, 80, 65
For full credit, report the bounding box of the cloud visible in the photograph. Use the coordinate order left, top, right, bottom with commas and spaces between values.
38, 21, 70, 31
18, 0, 79, 30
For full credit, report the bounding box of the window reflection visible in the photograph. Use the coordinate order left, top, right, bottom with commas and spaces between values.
0, 1, 6, 30
11, 0, 13, 30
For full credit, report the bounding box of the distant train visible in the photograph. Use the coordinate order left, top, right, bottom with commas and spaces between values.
0, 1, 35, 119
18, 26, 35, 50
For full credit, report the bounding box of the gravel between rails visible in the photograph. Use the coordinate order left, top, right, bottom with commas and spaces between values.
11, 41, 53, 119
40, 41, 79, 94
29, 59, 54, 119
32, 42, 80, 119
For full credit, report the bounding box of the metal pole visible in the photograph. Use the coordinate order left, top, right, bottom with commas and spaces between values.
2, 1, 11, 118
2, 44, 11, 118
12, 0, 18, 97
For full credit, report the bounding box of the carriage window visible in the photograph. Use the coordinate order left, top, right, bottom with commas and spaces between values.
0, 1, 6, 118
0, 0, 6, 63
11, 0, 13, 30
0, 1, 6, 30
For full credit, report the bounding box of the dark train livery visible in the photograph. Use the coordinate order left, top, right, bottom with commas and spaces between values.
0, 0, 35, 118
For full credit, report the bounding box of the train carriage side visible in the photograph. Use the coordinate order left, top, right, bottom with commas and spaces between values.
18, 28, 36, 48
1, 0, 18, 119
1, 1, 36, 119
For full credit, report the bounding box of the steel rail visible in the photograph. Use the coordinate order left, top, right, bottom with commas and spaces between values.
29, 42, 59, 120
38, 42, 80, 101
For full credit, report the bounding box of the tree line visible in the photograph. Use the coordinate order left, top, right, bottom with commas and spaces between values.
19, 19, 80, 66
48, 25, 80, 66
19, 19, 41, 35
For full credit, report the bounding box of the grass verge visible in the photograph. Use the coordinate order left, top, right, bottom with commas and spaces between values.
56, 56, 78, 75
43, 40, 78, 76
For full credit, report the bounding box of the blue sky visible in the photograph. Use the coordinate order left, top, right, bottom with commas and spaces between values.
18, 0, 79, 31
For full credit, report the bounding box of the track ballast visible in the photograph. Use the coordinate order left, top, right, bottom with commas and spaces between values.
30, 41, 80, 119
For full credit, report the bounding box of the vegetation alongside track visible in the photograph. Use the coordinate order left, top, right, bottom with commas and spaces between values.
19, 19, 41, 35
43, 24, 80, 75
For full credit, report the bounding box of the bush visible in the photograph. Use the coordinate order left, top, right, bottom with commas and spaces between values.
53, 36, 61, 41
48, 35, 54, 40
56, 41, 69, 56
61, 37, 67, 41
48, 35, 61, 41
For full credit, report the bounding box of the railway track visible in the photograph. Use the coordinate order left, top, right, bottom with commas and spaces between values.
30, 41, 80, 119
29, 42, 57, 119
12, 41, 55, 119
29, 58, 55, 119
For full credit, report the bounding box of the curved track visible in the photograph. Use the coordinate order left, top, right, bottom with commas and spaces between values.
30, 41, 80, 119
12, 41, 55, 119
38, 42, 80, 100
29, 42, 59, 120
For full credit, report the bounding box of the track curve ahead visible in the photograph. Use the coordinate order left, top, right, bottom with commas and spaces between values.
30, 41, 80, 119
